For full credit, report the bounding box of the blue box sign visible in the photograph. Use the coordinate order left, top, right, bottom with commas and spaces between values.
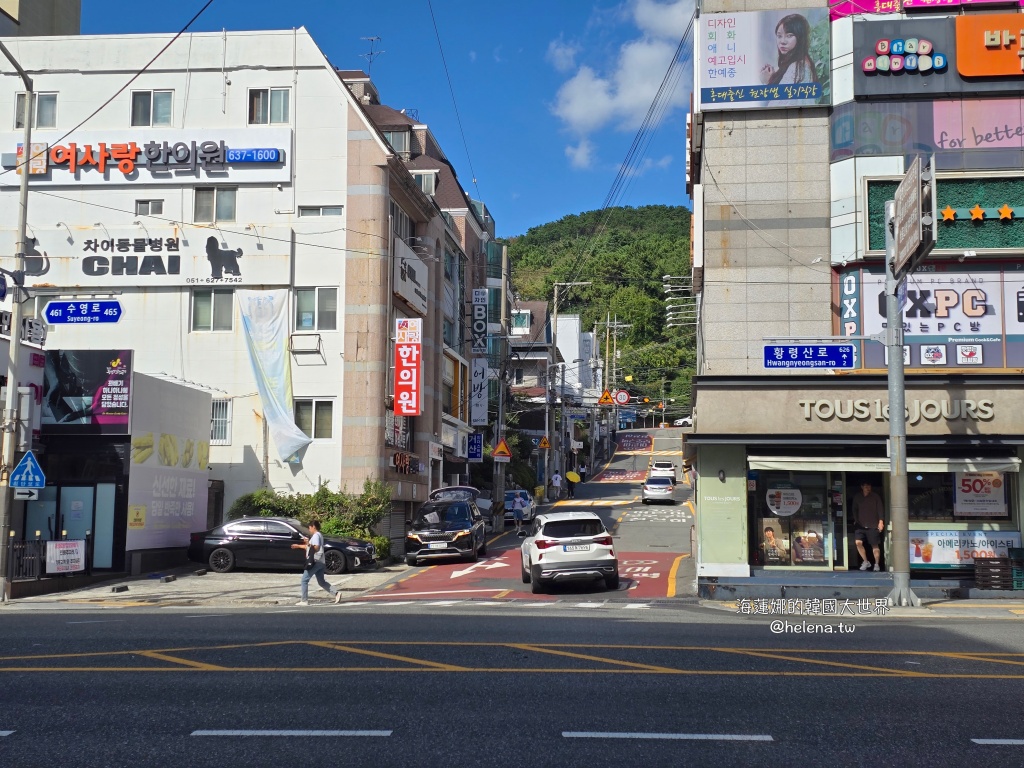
763, 344, 856, 370
468, 433, 483, 462
45, 300, 122, 324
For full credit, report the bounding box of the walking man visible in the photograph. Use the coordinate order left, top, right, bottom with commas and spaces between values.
852, 481, 885, 571
579, 463, 587, 483
512, 493, 527, 535
291, 519, 342, 605
550, 471, 562, 500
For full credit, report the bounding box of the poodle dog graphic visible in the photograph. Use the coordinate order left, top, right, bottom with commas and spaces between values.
206, 235, 242, 278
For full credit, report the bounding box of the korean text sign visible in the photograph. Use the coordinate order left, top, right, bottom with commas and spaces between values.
698, 8, 830, 111
395, 318, 423, 417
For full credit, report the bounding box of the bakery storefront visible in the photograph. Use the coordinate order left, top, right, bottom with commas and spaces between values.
690, 375, 1024, 578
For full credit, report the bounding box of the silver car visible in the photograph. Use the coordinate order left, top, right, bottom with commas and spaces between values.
642, 476, 675, 504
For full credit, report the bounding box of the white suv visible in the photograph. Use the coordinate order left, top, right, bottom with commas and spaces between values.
520, 511, 619, 594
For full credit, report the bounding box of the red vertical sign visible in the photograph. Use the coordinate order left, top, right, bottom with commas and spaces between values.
394, 318, 423, 417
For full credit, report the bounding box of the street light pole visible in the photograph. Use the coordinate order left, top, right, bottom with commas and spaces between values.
0, 41, 33, 601
549, 281, 589, 496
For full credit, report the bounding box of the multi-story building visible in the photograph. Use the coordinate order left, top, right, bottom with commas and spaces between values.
0, 29, 501, 565
689, 1, 1024, 589
0, 0, 80, 37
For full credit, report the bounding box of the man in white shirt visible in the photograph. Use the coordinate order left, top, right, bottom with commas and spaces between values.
550, 471, 562, 500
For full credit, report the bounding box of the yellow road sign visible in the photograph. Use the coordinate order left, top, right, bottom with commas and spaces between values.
538, 436, 551, 449
492, 438, 513, 458
598, 389, 615, 406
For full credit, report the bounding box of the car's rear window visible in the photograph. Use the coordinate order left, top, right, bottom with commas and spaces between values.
653, 462, 673, 469
646, 477, 672, 485
542, 519, 605, 538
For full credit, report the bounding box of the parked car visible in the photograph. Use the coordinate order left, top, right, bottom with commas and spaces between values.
642, 475, 675, 504
187, 517, 377, 575
520, 511, 619, 594
649, 460, 677, 483
673, 416, 693, 427
405, 496, 487, 566
504, 489, 535, 524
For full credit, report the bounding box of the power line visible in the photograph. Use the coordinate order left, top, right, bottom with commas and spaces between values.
426, 0, 481, 200
2, 0, 218, 179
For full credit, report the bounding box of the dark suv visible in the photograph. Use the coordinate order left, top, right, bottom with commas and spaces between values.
405, 497, 487, 566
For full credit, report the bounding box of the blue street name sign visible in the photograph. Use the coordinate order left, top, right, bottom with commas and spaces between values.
10, 450, 45, 488
44, 300, 122, 325
763, 344, 856, 370
468, 433, 483, 462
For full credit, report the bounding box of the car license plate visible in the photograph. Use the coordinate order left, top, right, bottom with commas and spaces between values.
428, 542, 447, 550
564, 544, 590, 552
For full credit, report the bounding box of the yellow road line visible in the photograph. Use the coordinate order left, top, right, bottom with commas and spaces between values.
136, 651, 228, 671
684, 499, 696, 516
308, 641, 470, 671
507, 644, 704, 673
716, 648, 923, 677
935, 653, 1024, 668
666, 554, 688, 599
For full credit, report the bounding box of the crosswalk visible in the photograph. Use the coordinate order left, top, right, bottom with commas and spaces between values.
335, 598, 692, 611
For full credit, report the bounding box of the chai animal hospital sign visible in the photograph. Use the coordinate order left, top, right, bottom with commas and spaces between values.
698, 8, 831, 111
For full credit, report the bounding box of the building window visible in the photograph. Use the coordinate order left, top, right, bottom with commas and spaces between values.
211, 399, 232, 445
514, 368, 524, 384
135, 200, 164, 216
412, 172, 436, 196
382, 130, 410, 158
294, 399, 333, 439
15, 92, 57, 129
511, 311, 531, 335
248, 88, 290, 125
443, 318, 456, 348
295, 288, 337, 331
130, 90, 172, 127
443, 249, 455, 282
191, 289, 233, 331
298, 206, 343, 217
389, 200, 412, 244
194, 187, 236, 223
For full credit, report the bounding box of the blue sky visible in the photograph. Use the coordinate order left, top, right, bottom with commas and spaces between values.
81, 0, 694, 238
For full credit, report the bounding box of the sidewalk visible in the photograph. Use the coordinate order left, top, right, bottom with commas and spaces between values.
2, 562, 407, 608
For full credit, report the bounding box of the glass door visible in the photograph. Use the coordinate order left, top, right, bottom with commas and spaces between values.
59, 486, 94, 543
25, 486, 58, 540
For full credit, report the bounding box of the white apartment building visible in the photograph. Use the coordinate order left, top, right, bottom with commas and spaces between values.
0, 28, 461, 552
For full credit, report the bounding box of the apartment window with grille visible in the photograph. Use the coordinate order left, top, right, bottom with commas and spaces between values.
211, 399, 232, 445
194, 187, 236, 223
295, 288, 337, 331
248, 88, 290, 125
135, 199, 164, 216
192, 289, 233, 331
130, 90, 172, 127
294, 399, 333, 439
15, 93, 57, 129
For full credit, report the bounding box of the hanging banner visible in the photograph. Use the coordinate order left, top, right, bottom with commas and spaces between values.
395, 318, 422, 417
45, 540, 86, 574
41, 349, 133, 434
237, 289, 312, 461
470, 358, 488, 426
953, 472, 1008, 517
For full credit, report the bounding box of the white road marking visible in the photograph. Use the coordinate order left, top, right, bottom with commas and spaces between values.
422, 601, 462, 606
66, 620, 126, 624
350, 589, 504, 598
972, 739, 1024, 745
185, 614, 230, 618
450, 560, 510, 579
624, 604, 651, 609
563, 732, 773, 742
572, 602, 608, 608
191, 730, 391, 737
0, 731, 14, 737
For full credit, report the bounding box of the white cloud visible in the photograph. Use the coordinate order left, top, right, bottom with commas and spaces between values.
469, 51, 477, 63
622, 155, 674, 176
565, 139, 596, 169
552, 0, 694, 165
546, 36, 580, 73
493, 45, 503, 63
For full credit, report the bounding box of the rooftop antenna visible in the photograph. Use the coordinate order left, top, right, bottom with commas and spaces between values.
360, 36, 385, 75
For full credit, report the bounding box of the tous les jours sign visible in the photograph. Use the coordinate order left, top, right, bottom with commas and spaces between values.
799, 398, 994, 425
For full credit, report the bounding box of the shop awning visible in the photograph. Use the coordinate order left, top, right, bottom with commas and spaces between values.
746, 456, 1021, 473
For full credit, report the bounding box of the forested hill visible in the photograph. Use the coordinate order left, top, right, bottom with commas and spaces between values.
504, 205, 695, 413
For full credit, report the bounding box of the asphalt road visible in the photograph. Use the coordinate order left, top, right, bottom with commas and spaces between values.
2, 606, 1023, 768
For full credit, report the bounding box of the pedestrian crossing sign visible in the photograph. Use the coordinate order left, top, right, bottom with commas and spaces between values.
10, 450, 45, 488
538, 436, 550, 449
598, 389, 615, 406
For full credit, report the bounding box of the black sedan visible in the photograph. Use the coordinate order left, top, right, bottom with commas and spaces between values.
187, 517, 377, 574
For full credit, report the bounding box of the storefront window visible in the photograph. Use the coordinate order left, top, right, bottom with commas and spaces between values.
750, 471, 831, 568
909, 471, 1013, 523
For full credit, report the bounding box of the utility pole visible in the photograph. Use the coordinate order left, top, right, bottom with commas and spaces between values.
549, 281, 590, 496
603, 312, 610, 456
493, 243, 509, 527
0, 41, 33, 602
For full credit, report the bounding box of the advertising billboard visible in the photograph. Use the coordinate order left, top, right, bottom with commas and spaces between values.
394, 318, 423, 417
837, 262, 1024, 370
41, 350, 132, 434
697, 8, 831, 111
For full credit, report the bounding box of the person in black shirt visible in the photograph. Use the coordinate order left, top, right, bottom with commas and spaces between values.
852, 481, 885, 571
